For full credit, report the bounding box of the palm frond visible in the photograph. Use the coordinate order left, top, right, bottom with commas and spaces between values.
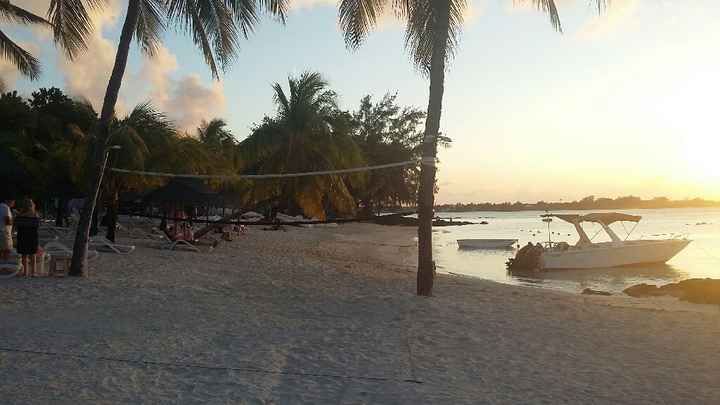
167, 0, 287, 79
47, 0, 103, 60
258, 0, 288, 23
404, 0, 466, 72
135, 0, 166, 56
0, 29, 41, 79
205, 0, 241, 69
528, 0, 562, 33
0, 1, 51, 25
338, 0, 388, 50
272, 82, 290, 116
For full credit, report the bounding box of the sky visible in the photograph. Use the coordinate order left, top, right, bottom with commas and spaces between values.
4, 0, 720, 204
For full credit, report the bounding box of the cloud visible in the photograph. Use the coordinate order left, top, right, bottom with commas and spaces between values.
134, 45, 226, 133
16, 1, 225, 131
135, 45, 179, 109
575, 0, 639, 39
53, 0, 125, 112
506, 0, 576, 13
0, 61, 20, 91
289, 0, 336, 10
290, 0, 478, 31
162, 76, 226, 133
0, 41, 41, 90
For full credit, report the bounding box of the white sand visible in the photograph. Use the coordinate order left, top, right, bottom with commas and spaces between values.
0, 223, 718, 404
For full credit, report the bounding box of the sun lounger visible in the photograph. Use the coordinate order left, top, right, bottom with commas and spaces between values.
89, 236, 136, 254
161, 239, 201, 252
0, 250, 51, 278
0, 253, 21, 279
39, 225, 74, 239
43, 240, 99, 261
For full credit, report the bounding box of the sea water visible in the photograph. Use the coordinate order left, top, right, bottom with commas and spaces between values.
432, 208, 720, 293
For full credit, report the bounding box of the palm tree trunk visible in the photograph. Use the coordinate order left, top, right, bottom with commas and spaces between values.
55, 197, 66, 227
69, 0, 140, 276
416, 2, 450, 296
106, 188, 118, 242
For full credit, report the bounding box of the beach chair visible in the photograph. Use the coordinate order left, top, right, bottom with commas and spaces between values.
162, 239, 201, 252
158, 223, 223, 252
39, 225, 74, 240
0, 252, 21, 279
43, 240, 100, 262
89, 236, 136, 254
0, 250, 51, 278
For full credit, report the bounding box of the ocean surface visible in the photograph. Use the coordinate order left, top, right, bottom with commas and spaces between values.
431, 208, 720, 293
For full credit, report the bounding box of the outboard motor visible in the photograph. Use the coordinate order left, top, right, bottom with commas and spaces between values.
506, 242, 544, 272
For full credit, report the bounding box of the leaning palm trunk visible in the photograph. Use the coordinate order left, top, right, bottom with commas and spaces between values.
70, 0, 140, 276
416, 2, 450, 296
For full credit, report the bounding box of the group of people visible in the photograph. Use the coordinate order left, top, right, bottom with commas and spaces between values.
1, 198, 41, 277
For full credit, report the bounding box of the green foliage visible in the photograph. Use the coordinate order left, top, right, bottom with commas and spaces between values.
349, 93, 428, 213
2, 78, 429, 218
238, 71, 366, 219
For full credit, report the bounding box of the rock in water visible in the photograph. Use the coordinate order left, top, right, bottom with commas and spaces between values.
582, 288, 612, 296
623, 283, 661, 297
623, 279, 720, 304
674, 278, 720, 305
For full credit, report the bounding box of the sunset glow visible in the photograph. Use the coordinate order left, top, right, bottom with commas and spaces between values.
4, 0, 720, 203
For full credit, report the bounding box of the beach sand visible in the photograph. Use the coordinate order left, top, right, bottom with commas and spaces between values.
1, 223, 718, 404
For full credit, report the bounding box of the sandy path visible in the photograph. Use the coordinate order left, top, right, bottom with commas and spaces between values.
0, 223, 718, 404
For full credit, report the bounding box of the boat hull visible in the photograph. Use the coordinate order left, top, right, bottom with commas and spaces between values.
540, 239, 690, 270
457, 239, 518, 249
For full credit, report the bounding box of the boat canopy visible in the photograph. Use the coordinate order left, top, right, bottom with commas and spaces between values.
543, 212, 642, 226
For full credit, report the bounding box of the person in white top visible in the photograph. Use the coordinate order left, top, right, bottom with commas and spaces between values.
0, 199, 15, 261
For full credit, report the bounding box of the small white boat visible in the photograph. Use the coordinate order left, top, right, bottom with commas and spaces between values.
457, 239, 518, 249
513, 212, 690, 270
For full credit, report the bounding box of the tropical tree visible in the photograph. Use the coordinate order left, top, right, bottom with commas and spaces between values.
338, 0, 606, 295
198, 118, 239, 169
69, 0, 289, 276
0, 87, 95, 224
238, 71, 366, 219
350, 93, 429, 214
0, 0, 98, 80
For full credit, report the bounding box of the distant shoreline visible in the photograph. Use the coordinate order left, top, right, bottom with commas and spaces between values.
434, 196, 720, 213
435, 205, 720, 213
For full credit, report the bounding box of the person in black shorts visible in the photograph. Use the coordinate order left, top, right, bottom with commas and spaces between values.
15, 198, 40, 277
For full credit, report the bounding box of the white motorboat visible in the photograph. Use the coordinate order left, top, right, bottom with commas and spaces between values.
457, 239, 518, 249
529, 213, 690, 270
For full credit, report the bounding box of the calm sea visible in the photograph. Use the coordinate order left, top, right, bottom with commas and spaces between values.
432, 208, 720, 293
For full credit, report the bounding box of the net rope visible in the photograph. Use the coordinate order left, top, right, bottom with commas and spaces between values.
110, 159, 427, 180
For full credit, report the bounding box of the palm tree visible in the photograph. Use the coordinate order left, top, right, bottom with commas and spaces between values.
338, 0, 607, 295
198, 118, 239, 168
0, 0, 98, 80
238, 72, 366, 219
69, 0, 289, 276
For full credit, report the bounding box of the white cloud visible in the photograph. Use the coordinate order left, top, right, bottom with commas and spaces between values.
575, 0, 639, 39
292, 0, 478, 31
289, 0, 336, 10
15, 0, 226, 131
134, 45, 226, 133
0, 61, 20, 91
0, 41, 41, 90
506, 0, 576, 13
54, 0, 125, 112
162, 75, 226, 133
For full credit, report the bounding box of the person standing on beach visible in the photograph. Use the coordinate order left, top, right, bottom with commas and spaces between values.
0, 199, 14, 261
15, 199, 40, 277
